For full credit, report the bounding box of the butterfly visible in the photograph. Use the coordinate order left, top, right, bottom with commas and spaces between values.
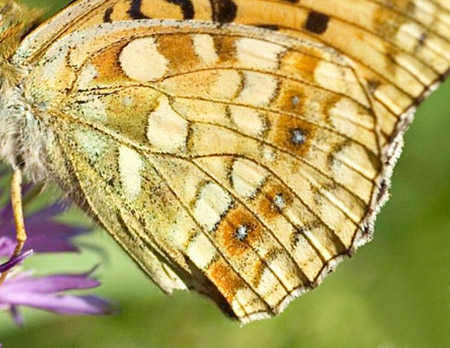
0, 0, 448, 323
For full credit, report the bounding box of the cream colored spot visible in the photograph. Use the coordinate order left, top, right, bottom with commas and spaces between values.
119, 145, 143, 200
194, 182, 232, 231
231, 159, 267, 199
414, 0, 435, 25
328, 98, 374, 130
147, 96, 188, 152
229, 105, 265, 137
236, 38, 286, 70
192, 34, 219, 65
236, 72, 278, 107
168, 211, 197, 250
395, 22, 424, 51
120, 37, 168, 82
210, 70, 241, 99
77, 64, 98, 89
314, 62, 362, 103
186, 233, 216, 269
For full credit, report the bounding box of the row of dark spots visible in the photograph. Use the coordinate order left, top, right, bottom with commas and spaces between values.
128, 0, 195, 20
106, 0, 195, 20
107, 0, 330, 37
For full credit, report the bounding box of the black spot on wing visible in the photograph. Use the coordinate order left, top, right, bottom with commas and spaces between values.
128, 0, 150, 19
167, 0, 195, 19
304, 11, 330, 34
210, 0, 237, 23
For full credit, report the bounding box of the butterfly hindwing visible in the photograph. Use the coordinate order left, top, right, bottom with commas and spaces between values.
18, 19, 387, 321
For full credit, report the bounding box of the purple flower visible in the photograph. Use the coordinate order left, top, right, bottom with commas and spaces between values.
0, 168, 116, 326
0, 182, 89, 257
0, 269, 116, 325
0, 250, 33, 273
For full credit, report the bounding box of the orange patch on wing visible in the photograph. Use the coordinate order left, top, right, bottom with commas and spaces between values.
266, 113, 317, 157
90, 43, 129, 84
157, 34, 200, 72
215, 206, 264, 257
207, 258, 246, 300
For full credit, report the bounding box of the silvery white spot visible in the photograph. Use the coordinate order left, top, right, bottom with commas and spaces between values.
291, 95, 300, 107
291, 129, 305, 145
235, 225, 249, 241
273, 194, 286, 210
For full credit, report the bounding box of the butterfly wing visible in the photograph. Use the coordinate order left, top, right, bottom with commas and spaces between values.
20, 20, 386, 322
16, 0, 450, 148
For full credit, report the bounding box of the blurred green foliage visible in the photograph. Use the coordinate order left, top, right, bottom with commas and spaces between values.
1, 1, 450, 347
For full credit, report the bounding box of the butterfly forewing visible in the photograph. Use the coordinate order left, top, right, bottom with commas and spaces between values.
16, 0, 450, 148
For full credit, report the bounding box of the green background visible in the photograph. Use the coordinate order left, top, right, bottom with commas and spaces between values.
1, 1, 450, 347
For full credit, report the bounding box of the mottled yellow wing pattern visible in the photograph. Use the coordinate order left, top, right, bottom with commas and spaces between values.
11, 0, 450, 322
18, 20, 383, 322
17, 0, 450, 146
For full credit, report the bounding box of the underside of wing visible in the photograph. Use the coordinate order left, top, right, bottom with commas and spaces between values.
17, 0, 450, 150
23, 20, 389, 322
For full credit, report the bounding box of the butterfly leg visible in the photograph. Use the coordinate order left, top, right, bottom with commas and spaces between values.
0, 169, 26, 285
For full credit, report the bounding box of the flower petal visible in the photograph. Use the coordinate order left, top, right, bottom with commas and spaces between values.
0, 237, 16, 258
0, 250, 33, 273
0, 292, 115, 315
0, 272, 101, 294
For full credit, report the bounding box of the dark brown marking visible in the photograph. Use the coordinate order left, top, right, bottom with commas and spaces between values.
256, 24, 280, 31
304, 11, 330, 34
213, 35, 237, 63
367, 79, 381, 93
128, 0, 150, 19
166, 0, 194, 19
103, 6, 113, 22
210, 0, 237, 23
415, 32, 428, 52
